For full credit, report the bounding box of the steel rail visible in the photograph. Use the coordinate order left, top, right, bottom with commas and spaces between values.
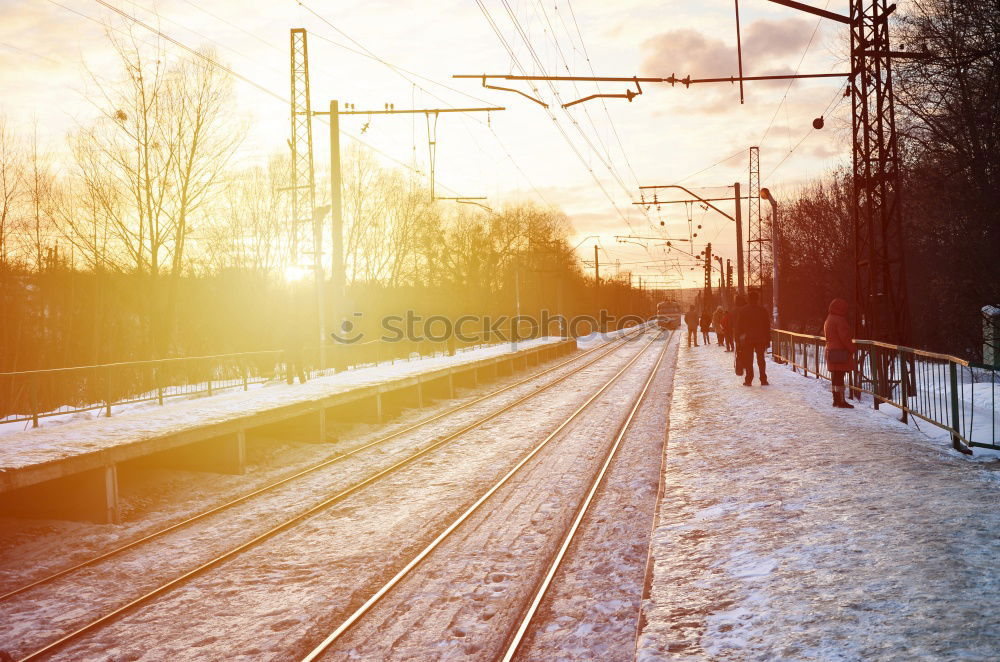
502, 333, 672, 660
300, 330, 667, 661
13, 328, 650, 662
1, 331, 641, 604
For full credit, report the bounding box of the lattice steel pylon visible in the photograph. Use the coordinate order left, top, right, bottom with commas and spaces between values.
290, 28, 316, 263
746, 146, 765, 295
850, 0, 909, 345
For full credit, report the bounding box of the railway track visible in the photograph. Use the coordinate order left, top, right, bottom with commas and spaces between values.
4, 326, 651, 661
503, 331, 673, 661
300, 329, 672, 661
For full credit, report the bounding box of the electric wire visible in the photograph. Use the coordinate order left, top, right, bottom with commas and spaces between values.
562, 1, 643, 191
539, 0, 656, 240
764, 82, 847, 181
477, 0, 634, 230
499, 0, 635, 211
758, 0, 833, 148
0, 40, 63, 65
293, 0, 554, 207
66, 0, 469, 196
116, 0, 285, 77
675, 148, 746, 185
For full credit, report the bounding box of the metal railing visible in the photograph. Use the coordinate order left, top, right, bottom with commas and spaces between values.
772, 329, 998, 452
0, 332, 543, 429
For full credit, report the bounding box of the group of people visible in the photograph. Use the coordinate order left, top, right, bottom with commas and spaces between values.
684, 292, 772, 386
681, 293, 859, 408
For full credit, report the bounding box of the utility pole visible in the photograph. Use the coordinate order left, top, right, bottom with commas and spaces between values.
715, 256, 726, 305
310, 102, 502, 342
703, 242, 713, 310
594, 244, 603, 332
759, 0, 925, 345
289, 29, 315, 265
594, 244, 600, 287
848, 0, 911, 345
747, 146, 764, 297
726, 259, 734, 303
328, 100, 344, 345
734, 182, 744, 295
761, 188, 780, 328
311, 206, 330, 369
512, 260, 521, 352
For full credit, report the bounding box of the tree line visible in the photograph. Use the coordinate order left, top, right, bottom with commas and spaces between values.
0, 28, 649, 372
774, 0, 999, 360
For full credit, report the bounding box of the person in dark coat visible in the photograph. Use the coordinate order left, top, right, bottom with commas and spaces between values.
721, 308, 734, 352
735, 291, 770, 385
684, 305, 699, 347
699, 309, 712, 345
712, 306, 725, 346
731, 294, 747, 373
824, 297, 855, 408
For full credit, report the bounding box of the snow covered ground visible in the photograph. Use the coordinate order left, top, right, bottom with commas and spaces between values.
0, 331, 655, 661
319, 331, 669, 661
0, 336, 563, 471
637, 342, 1000, 661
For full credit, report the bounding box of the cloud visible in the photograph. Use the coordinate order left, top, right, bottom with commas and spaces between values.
639, 18, 814, 78
742, 18, 814, 61
640, 29, 733, 77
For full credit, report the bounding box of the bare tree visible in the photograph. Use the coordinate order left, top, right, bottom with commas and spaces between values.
0, 115, 24, 268
67, 28, 243, 354
201, 159, 287, 273
25, 124, 57, 272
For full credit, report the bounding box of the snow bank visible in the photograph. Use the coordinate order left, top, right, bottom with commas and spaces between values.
576, 322, 651, 349
637, 343, 1000, 660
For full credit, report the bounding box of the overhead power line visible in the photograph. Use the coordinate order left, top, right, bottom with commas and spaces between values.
758, 0, 834, 147
72, 0, 465, 196
475, 0, 635, 230
764, 82, 847, 181
293, 0, 553, 207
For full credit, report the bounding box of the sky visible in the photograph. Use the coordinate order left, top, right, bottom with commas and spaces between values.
0, 0, 854, 288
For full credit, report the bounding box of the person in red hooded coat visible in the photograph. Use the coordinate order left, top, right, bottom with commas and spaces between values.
823, 298, 855, 409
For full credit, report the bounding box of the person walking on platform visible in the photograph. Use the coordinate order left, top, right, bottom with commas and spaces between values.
712, 306, 725, 346
736, 291, 770, 386
732, 294, 747, 373
700, 308, 712, 346
824, 297, 856, 409
721, 307, 734, 352
685, 305, 700, 347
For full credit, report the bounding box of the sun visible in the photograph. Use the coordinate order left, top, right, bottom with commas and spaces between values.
283, 265, 310, 283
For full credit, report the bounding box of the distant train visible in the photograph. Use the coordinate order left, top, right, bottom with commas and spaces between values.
655, 301, 682, 329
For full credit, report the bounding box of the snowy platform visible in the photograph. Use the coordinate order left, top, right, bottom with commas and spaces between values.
638, 343, 1000, 660
0, 338, 574, 523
